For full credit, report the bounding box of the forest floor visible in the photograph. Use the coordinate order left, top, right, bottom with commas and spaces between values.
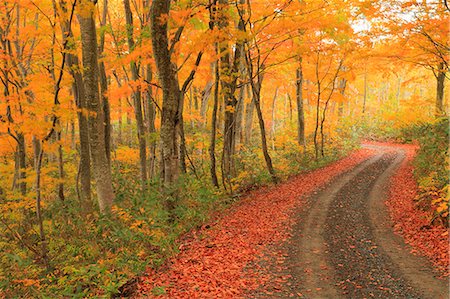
134, 143, 449, 298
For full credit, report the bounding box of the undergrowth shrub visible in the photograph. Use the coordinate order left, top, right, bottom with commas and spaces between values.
412, 118, 449, 226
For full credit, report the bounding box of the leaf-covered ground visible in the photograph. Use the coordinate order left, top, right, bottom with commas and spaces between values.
385, 143, 449, 276
137, 149, 373, 297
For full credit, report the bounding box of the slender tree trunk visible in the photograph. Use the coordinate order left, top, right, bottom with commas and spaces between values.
34, 141, 50, 270
296, 58, 306, 148
17, 133, 26, 195
209, 60, 220, 188
99, 0, 111, 165
124, 0, 148, 190
118, 97, 123, 144
337, 77, 347, 118
271, 87, 278, 150
234, 87, 245, 150
244, 86, 254, 144
179, 95, 187, 173
145, 65, 157, 179
200, 80, 213, 125
436, 62, 446, 117
57, 128, 65, 201
252, 81, 277, 183
78, 2, 114, 213
363, 71, 367, 114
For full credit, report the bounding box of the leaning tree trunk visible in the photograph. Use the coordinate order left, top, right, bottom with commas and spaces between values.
151, 0, 181, 188
77, 1, 114, 213
251, 80, 277, 183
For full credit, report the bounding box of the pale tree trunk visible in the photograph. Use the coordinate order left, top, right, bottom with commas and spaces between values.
234, 87, 245, 150
151, 0, 181, 189
124, 0, 148, 190
296, 58, 306, 148
363, 70, 367, 114
200, 80, 213, 125
61, 0, 91, 204
78, 1, 114, 213
337, 76, 347, 118
244, 84, 254, 144
270, 87, 278, 151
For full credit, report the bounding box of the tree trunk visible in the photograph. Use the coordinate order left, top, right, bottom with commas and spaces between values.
244, 86, 254, 144
99, 0, 111, 165
296, 58, 306, 148
436, 62, 446, 117
16, 133, 26, 195
124, 0, 148, 190
252, 81, 277, 183
62, 0, 91, 203
145, 65, 157, 179
271, 87, 278, 150
151, 0, 181, 188
77, 2, 114, 213
337, 77, 347, 118
209, 60, 220, 188
57, 128, 65, 201
200, 80, 213, 125
363, 71, 367, 114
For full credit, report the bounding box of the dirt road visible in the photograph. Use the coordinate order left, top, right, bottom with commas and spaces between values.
253, 145, 449, 298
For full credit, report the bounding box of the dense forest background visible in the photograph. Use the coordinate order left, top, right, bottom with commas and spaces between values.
0, 0, 448, 297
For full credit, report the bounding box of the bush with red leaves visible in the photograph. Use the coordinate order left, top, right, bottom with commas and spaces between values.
386, 144, 449, 276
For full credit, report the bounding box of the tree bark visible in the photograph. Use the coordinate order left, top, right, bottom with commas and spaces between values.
151, 0, 181, 187
209, 60, 220, 188
16, 134, 26, 195
145, 65, 157, 179
77, 1, 114, 213
99, 0, 111, 165
124, 0, 148, 190
436, 62, 446, 117
296, 57, 306, 148
337, 76, 347, 118
61, 0, 91, 203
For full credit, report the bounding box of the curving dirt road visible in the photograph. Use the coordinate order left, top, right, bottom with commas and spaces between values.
252, 145, 449, 298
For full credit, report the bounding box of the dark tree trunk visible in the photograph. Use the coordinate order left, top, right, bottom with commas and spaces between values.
17, 133, 26, 195
99, 0, 111, 165
209, 60, 220, 188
